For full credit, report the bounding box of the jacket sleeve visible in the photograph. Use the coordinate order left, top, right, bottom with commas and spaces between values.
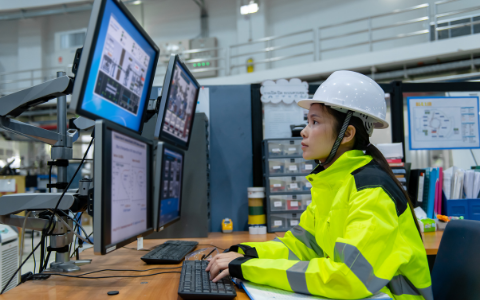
228, 201, 322, 261
229, 187, 401, 299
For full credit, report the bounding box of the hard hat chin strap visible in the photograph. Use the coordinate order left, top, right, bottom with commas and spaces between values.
318, 110, 353, 167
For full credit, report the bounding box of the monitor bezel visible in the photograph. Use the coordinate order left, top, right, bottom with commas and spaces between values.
153, 142, 185, 231
70, 0, 160, 134
93, 119, 153, 255
154, 54, 200, 150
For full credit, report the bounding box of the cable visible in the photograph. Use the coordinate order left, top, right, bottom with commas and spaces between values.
71, 232, 92, 259
1, 137, 94, 294
53, 266, 182, 278
45, 271, 181, 279
55, 210, 92, 244
18, 211, 31, 281
31, 231, 36, 274
55, 214, 92, 245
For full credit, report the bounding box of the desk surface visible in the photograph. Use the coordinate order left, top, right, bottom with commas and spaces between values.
1, 231, 442, 299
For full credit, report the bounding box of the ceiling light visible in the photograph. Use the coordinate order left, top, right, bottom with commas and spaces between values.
240, 1, 259, 15
132, 0, 142, 5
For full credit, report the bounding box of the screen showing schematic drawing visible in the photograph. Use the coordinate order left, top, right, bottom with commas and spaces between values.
110, 131, 148, 244
81, 0, 157, 132
162, 62, 199, 142
158, 148, 183, 228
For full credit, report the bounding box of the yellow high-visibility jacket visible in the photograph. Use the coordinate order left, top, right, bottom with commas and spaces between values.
228, 150, 432, 300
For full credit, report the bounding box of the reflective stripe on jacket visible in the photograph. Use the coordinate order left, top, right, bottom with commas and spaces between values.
228, 150, 432, 300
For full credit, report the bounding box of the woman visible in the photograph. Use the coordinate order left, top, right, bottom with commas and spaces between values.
206, 71, 432, 300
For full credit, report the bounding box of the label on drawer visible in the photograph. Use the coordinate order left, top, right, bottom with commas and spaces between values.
305, 164, 313, 170
290, 183, 298, 189
288, 147, 296, 151
273, 183, 282, 187
289, 165, 298, 171
272, 148, 281, 152
272, 166, 281, 170
290, 201, 299, 207
306, 200, 312, 206
290, 220, 299, 226
274, 220, 283, 226
306, 182, 312, 188
274, 201, 282, 207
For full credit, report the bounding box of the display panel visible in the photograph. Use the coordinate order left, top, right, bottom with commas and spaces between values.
154, 55, 199, 150
158, 147, 184, 228
110, 131, 148, 244
71, 0, 159, 133
93, 120, 153, 255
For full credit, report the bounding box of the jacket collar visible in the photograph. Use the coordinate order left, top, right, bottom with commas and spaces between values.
306, 150, 372, 188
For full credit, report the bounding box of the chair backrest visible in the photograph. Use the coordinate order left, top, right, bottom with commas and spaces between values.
431, 219, 480, 300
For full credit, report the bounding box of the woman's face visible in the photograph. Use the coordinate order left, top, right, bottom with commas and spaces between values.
300, 104, 337, 161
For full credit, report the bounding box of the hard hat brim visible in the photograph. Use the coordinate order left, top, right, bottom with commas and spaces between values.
297, 99, 389, 129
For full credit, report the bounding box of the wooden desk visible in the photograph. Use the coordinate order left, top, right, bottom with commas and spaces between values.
0, 230, 441, 299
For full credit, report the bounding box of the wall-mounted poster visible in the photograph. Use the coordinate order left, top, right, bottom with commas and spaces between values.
407, 96, 480, 150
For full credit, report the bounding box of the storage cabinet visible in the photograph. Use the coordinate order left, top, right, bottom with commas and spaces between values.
263, 138, 317, 232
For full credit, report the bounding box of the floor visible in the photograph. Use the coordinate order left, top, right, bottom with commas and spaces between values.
20, 225, 93, 275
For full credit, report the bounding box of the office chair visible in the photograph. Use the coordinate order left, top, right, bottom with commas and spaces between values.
431, 219, 480, 300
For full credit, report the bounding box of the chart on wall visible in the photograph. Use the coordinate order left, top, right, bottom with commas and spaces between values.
407, 96, 480, 150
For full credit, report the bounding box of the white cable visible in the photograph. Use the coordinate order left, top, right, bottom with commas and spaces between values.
55, 213, 93, 245
18, 211, 31, 283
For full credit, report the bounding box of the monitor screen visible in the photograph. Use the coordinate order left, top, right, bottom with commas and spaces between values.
93, 120, 153, 255
152, 142, 185, 231
154, 55, 199, 150
71, 0, 159, 133
110, 131, 148, 244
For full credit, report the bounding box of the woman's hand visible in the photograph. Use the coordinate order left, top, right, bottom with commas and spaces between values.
205, 252, 244, 282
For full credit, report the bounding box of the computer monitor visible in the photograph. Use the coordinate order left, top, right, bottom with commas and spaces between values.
154, 55, 200, 150
70, 0, 160, 133
93, 119, 153, 255
153, 142, 185, 231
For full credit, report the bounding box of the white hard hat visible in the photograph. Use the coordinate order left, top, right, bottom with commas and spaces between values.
297, 70, 388, 136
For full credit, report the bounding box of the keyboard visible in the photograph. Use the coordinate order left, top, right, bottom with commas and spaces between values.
141, 240, 198, 264
178, 260, 237, 300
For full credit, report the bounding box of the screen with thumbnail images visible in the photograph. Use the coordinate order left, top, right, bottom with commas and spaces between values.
155, 56, 199, 150
76, 0, 158, 133
158, 147, 184, 228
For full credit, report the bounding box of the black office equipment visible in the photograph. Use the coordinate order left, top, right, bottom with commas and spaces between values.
141, 240, 198, 264
431, 219, 480, 300
178, 260, 236, 300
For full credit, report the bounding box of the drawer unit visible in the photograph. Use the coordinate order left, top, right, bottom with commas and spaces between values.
263, 138, 318, 233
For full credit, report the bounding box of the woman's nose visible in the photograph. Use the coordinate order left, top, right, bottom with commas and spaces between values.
301, 127, 307, 138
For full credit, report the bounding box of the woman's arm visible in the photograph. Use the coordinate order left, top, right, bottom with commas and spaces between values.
222, 188, 402, 299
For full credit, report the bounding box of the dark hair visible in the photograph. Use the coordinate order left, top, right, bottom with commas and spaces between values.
325, 106, 423, 239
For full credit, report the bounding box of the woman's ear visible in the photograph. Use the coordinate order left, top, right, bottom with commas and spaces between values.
341, 125, 356, 145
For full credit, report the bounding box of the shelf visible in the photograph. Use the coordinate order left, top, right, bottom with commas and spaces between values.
267, 191, 311, 196
263, 155, 304, 159
269, 209, 305, 214
267, 173, 311, 177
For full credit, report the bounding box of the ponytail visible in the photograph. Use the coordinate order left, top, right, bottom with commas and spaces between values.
324, 105, 423, 239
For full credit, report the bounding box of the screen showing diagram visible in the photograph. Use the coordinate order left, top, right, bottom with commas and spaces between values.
80, 0, 157, 132
162, 61, 199, 143
95, 16, 150, 116
110, 131, 148, 244
408, 96, 480, 150
158, 148, 183, 228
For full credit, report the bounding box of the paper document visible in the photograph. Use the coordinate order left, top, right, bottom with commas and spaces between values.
474, 172, 480, 198
236, 279, 391, 300
443, 168, 453, 200
464, 170, 475, 199
452, 169, 465, 199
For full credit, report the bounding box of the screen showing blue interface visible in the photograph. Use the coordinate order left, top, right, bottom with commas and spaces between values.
159, 148, 183, 228
161, 61, 199, 143
81, 0, 156, 132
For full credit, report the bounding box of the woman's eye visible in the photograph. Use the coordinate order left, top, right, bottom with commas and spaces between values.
313, 120, 318, 125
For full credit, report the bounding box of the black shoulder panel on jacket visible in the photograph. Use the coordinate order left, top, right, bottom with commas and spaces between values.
351, 161, 407, 216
